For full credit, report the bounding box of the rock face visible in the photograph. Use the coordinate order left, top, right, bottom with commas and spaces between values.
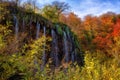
1, 2, 84, 68
13, 15, 83, 67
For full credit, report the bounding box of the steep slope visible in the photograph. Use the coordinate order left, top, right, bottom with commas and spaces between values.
0, 1, 84, 69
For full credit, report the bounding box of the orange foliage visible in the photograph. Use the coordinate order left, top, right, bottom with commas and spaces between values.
59, 14, 67, 23
60, 11, 120, 53
67, 12, 81, 27
112, 19, 120, 37
60, 12, 81, 27
93, 34, 112, 50
59, 12, 82, 37
83, 15, 99, 31
99, 12, 115, 27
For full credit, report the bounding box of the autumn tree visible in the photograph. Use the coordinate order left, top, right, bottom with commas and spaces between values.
112, 18, 120, 37
52, 1, 69, 18
60, 12, 82, 35
98, 12, 116, 37
22, 0, 39, 13
92, 12, 116, 52
41, 1, 69, 22
59, 13, 67, 23
67, 13, 81, 27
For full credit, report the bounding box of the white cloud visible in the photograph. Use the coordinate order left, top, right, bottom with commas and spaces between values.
37, 0, 55, 4
70, 0, 120, 19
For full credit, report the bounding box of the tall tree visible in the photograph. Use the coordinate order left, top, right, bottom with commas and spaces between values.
52, 1, 69, 17
41, 1, 69, 22
60, 12, 82, 33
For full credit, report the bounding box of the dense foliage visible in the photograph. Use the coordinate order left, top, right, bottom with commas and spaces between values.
0, 0, 120, 80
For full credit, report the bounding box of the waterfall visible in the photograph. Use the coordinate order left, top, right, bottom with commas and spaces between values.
13, 15, 18, 39
22, 18, 25, 31
74, 49, 77, 61
51, 29, 59, 67
33, 22, 40, 74
41, 26, 46, 70
66, 29, 74, 62
71, 52, 75, 62
36, 22, 40, 39
29, 17, 32, 36
63, 31, 69, 63
43, 26, 46, 36
71, 37, 76, 62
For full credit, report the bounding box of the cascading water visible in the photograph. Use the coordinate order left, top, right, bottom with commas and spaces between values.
74, 49, 77, 61
22, 19, 25, 31
63, 31, 69, 63
71, 52, 75, 62
29, 17, 32, 36
51, 29, 59, 67
13, 15, 18, 39
12, 14, 80, 69
0, 2, 84, 73
41, 26, 46, 70
36, 22, 40, 39
33, 21, 40, 73
71, 37, 76, 62
66, 28, 75, 62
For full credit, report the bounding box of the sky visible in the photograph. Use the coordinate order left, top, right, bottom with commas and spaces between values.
22, 0, 120, 19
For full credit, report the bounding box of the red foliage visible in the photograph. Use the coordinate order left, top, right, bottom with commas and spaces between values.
93, 34, 112, 50
112, 19, 120, 37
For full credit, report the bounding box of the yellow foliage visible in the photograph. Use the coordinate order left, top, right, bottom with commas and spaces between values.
50, 51, 120, 80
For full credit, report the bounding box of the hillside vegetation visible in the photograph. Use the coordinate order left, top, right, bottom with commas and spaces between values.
0, 1, 120, 80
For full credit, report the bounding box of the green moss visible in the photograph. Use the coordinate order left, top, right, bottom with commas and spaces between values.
70, 32, 81, 50
55, 24, 63, 35
64, 26, 69, 35
74, 39, 80, 49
